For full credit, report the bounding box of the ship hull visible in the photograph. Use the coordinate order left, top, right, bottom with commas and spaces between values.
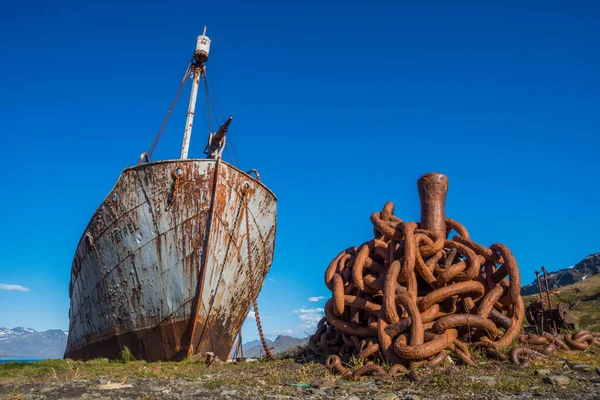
65, 159, 276, 361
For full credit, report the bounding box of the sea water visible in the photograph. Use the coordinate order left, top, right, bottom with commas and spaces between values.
0, 358, 47, 363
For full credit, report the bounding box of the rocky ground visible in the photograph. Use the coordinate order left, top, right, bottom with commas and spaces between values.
1, 352, 600, 400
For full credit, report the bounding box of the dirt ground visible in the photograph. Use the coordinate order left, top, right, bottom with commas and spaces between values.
1, 352, 600, 400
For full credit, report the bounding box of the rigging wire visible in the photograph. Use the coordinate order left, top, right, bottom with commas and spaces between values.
147, 63, 191, 159
205, 72, 225, 122
203, 73, 211, 146
202, 71, 238, 167
204, 71, 211, 131
203, 73, 225, 164
206, 72, 241, 168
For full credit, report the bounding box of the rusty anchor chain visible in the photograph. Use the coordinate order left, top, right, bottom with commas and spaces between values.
319, 173, 599, 379
317, 172, 523, 370
242, 186, 275, 360
313, 173, 511, 374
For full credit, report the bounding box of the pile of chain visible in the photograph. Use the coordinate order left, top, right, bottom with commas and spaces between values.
312, 173, 597, 378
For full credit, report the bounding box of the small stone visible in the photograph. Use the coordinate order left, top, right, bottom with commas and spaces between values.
221, 389, 238, 396
572, 364, 592, 371
544, 375, 570, 386
347, 397, 361, 400
309, 388, 327, 396
407, 370, 422, 382
311, 379, 335, 389
535, 369, 552, 376
208, 358, 223, 368
444, 366, 458, 376
39, 386, 55, 393
470, 376, 498, 386
98, 382, 133, 390
405, 395, 422, 400
373, 393, 396, 400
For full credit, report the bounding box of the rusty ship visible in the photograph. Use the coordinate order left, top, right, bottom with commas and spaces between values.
65, 29, 277, 361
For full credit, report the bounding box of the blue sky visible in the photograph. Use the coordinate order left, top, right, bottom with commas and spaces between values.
0, 1, 598, 343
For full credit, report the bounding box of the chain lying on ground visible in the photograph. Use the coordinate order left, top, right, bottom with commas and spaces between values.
314, 172, 597, 379
243, 190, 274, 360
510, 330, 600, 367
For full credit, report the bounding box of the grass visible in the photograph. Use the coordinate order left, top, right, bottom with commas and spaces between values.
0, 358, 207, 382
0, 357, 338, 390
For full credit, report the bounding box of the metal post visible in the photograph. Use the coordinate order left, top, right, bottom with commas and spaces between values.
417, 172, 449, 238
535, 270, 544, 301
541, 266, 553, 309
180, 66, 202, 159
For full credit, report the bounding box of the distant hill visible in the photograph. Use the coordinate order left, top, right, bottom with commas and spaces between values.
0, 327, 67, 359
242, 338, 273, 352
521, 252, 600, 295
242, 335, 307, 358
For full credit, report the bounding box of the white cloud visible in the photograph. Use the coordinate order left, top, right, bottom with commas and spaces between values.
0, 284, 29, 292
267, 277, 275, 282
293, 307, 324, 330
308, 296, 325, 302
247, 311, 256, 319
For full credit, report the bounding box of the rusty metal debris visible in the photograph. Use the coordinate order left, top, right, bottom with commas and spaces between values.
318, 172, 525, 372
525, 267, 575, 334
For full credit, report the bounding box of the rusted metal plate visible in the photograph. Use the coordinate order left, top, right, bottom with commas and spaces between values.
191, 160, 277, 360
65, 159, 277, 361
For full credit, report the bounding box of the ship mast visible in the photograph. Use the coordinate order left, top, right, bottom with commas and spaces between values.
180, 26, 211, 160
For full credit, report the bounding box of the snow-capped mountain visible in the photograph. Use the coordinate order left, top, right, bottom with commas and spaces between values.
0, 327, 67, 359
521, 252, 600, 295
